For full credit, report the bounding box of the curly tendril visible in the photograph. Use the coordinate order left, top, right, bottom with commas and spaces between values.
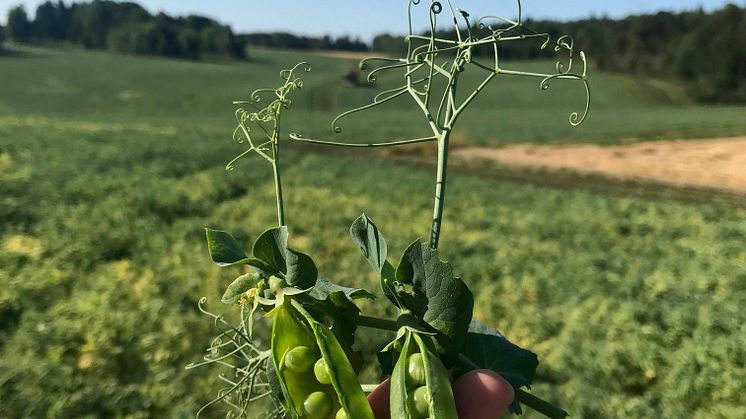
291, 0, 591, 251
228, 62, 310, 171
323, 0, 590, 138
187, 298, 278, 418
431, 1, 443, 14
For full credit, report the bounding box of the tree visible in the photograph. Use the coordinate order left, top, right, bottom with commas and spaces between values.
7, 5, 31, 43
33, 1, 68, 41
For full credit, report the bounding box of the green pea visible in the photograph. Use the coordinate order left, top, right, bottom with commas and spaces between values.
407, 386, 430, 419
314, 357, 332, 385
412, 386, 430, 417
284, 346, 316, 373
406, 352, 426, 386
303, 391, 333, 419
335, 408, 348, 419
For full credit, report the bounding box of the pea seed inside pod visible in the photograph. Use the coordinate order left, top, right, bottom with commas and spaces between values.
303, 391, 334, 419
284, 346, 316, 373
314, 357, 333, 385
335, 408, 348, 419
406, 352, 426, 386
407, 385, 430, 418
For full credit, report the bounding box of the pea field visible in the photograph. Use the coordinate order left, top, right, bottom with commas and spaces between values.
1, 46, 745, 418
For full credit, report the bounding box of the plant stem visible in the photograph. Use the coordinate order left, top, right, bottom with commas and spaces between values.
356, 315, 398, 331
429, 128, 450, 250
272, 111, 285, 227
515, 390, 568, 419
354, 315, 568, 419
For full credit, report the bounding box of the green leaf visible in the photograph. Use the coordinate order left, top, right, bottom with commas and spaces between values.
205, 228, 273, 271
350, 215, 398, 305
309, 278, 375, 303
309, 278, 374, 349
221, 272, 261, 305
251, 226, 317, 289
461, 320, 539, 390
205, 228, 250, 267
252, 227, 289, 274
285, 248, 318, 290
395, 240, 474, 356
350, 214, 388, 272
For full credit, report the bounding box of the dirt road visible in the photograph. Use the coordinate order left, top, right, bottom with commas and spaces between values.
453, 137, 746, 193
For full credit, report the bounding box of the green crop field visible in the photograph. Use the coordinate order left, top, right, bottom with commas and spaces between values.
1, 46, 745, 146
1, 47, 745, 418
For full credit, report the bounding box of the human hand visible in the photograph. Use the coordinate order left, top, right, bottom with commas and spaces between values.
367, 369, 515, 419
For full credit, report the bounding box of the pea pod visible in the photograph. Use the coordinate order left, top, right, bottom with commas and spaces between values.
271, 300, 375, 419
390, 331, 458, 419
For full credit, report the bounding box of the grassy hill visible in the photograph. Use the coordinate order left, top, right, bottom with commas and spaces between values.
1, 47, 745, 146
0, 47, 745, 418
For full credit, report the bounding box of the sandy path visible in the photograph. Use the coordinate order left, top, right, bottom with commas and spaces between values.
453, 137, 746, 193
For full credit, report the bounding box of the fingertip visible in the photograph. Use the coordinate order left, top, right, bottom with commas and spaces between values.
367, 378, 391, 419
452, 370, 515, 419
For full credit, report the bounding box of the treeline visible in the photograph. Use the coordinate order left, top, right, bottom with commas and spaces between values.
373, 4, 745, 103
4, 1, 246, 60
241, 33, 368, 52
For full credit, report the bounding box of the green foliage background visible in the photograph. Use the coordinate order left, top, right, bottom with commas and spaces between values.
0, 48, 745, 418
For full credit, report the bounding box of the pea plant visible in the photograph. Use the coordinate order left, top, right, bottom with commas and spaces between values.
188, 1, 589, 418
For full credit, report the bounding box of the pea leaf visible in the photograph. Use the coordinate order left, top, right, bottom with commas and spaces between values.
309, 278, 375, 350
461, 320, 539, 392
309, 278, 375, 303
205, 228, 247, 266
285, 248, 318, 290
395, 240, 474, 356
205, 228, 272, 271
349, 214, 398, 305
350, 214, 388, 272
251, 227, 289, 274
221, 273, 260, 305
251, 226, 317, 289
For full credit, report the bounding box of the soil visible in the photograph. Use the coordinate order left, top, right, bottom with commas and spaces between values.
453, 137, 746, 194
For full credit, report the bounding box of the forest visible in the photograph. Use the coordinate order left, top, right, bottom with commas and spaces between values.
3, 1, 246, 59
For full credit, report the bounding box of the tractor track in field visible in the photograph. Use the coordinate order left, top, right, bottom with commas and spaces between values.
452, 137, 746, 194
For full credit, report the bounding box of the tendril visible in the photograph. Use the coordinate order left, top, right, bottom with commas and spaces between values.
189, 298, 278, 418
539, 72, 590, 126
301, 0, 591, 249
228, 62, 309, 172
431, 1, 443, 15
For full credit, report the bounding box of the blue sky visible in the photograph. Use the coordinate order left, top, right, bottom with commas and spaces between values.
1, 0, 742, 41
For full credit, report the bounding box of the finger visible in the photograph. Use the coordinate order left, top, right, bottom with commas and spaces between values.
452, 369, 515, 419
367, 378, 391, 419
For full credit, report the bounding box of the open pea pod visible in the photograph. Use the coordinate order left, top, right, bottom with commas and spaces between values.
271, 300, 375, 419
390, 330, 458, 419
